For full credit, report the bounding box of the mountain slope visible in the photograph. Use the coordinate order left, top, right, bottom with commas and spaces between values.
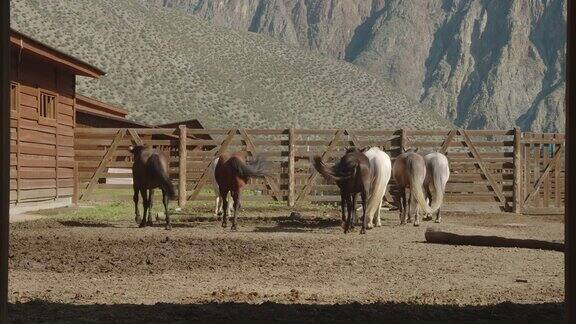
11, 0, 450, 129
150, 0, 566, 131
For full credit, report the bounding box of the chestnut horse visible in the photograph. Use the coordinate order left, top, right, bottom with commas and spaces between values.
129, 145, 176, 230
215, 153, 269, 230
392, 150, 433, 226
313, 147, 371, 234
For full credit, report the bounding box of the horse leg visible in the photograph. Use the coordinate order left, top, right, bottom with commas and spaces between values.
163, 189, 172, 230
360, 189, 367, 235
214, 196, 221, 217
406, 188, 413, 223
375, 200, 383, 227
340, 192, 347, 230
424, 185, 433, 221
133, 186, 141, 224
399, 188, 406, 225
344, 194, 353, 233
147, 188, 154, 226
140, 189, 148, 228
221, 191, 229, 228
435, 208, 442, 223
231, 190, 240, 231
350, 193, 357, 230
413, 191, 420, 227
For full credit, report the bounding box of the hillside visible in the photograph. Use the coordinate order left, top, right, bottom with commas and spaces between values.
10, 0, 450, 129
149, 0, 566, 132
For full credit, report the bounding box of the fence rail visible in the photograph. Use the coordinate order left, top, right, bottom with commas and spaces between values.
74, 127, 566, 214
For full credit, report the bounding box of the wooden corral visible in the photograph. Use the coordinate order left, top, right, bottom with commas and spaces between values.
75, 127, 565, 215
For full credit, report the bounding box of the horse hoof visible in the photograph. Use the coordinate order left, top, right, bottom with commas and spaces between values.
413, 222, 420, 227
435, 219, 441, 223
231, 225, 238, 231
400, 221, 406, 225
147, 221, 154, 227
139, 223, 146, 228
222, 223, 227, 228
360, 229, 366, 234
407, 219, 412, 223
165, 225, 172, 230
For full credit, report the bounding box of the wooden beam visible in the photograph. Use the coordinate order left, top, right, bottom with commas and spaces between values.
460, 129, 508, 208
128, 128, 143, 146
178, 125, 187, 207
524, 145, 564, 204
296, 130, 343, 202
288, 128, 295, 207
512, 127, 522, 213
239, 128, 281, 201
79, 129, 125, 200
440, 129, 457, 155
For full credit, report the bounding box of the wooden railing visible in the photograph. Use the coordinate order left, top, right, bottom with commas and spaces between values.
74, 127, 565, 214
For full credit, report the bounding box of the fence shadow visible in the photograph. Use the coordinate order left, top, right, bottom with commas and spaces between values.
8, 300, 564, 323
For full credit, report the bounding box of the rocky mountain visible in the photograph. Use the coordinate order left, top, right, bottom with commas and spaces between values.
11, 0, 450, 129
148, 0, 566, 132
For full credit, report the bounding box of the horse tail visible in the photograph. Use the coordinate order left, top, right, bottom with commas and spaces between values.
150, 154, 176, 200
407, 159, 433, 215
429, 156, 449, 213
229, 156, 269, 179
365, 151, 391, 219
312, 156, 356, 181
210, 158, 220, 194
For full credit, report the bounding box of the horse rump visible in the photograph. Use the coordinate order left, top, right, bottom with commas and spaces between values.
148, 154, 176, 199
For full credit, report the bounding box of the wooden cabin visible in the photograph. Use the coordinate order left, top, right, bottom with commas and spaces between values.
75, 94, 149, 128
9, 29, 106, 212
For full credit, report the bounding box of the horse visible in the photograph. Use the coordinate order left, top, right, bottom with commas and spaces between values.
215, 153, 269, 230
312, 147, 371, 234
129, 145, 176, 230
208, 157, 231, 217
362, 147, 392, 228
392, 150, 433, 226
423, 152, 450, 223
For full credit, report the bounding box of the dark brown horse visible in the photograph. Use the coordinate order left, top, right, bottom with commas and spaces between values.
312, 147, 371, 234
215, 153, 269, 230
129, 145, 176, 230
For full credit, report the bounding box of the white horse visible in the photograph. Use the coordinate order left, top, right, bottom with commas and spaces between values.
209, 157, 231, 217
362, 147, 392, 228
423, 152, 450, 223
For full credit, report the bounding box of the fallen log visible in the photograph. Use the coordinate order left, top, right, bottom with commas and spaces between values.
425, 226, 564, 252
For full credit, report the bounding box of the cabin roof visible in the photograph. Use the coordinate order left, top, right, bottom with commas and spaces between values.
10, 29, 105, 78
75, 94, 129, 119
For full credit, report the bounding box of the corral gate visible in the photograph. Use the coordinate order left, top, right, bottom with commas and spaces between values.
74, 127, 565, 214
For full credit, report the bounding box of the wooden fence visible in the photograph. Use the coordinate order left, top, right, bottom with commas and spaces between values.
74, 127, 565, 214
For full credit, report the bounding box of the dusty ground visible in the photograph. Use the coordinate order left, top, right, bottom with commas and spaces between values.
8, 211, 565, 323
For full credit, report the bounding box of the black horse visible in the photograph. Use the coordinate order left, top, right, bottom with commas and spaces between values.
312, 147, 371, 234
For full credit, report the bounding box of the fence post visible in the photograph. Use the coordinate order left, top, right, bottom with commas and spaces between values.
513, 127, 523, 214
288, 128, 295, 207
178, 125, 187, 208
400, 128, 406, 152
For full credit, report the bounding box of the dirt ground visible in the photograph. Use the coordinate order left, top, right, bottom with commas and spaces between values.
8, 211, 565, 323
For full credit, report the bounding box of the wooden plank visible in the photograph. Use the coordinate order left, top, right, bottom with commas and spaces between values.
512, 127, 522, 213
555, 135, 562, 207
543, 134, 551, 208
239, 128, 281, 201
80, 129, 126, 200
179, 125, 187, 207
296, 130, 343, 202
460, 130, 508, 208
440, 129, 457, 154
524, 145, 564, 205
128, 128, 144, 145
288, 128, 295, 207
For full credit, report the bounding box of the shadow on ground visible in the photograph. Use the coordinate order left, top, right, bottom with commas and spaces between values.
253, 217, 341, 233
8, 301, 564, 323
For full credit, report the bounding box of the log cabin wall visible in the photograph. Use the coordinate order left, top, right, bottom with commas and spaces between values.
9, 47, 76, 204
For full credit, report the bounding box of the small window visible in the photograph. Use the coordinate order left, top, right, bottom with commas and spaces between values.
39, 92, 56, 119
10, 83, 17, 111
